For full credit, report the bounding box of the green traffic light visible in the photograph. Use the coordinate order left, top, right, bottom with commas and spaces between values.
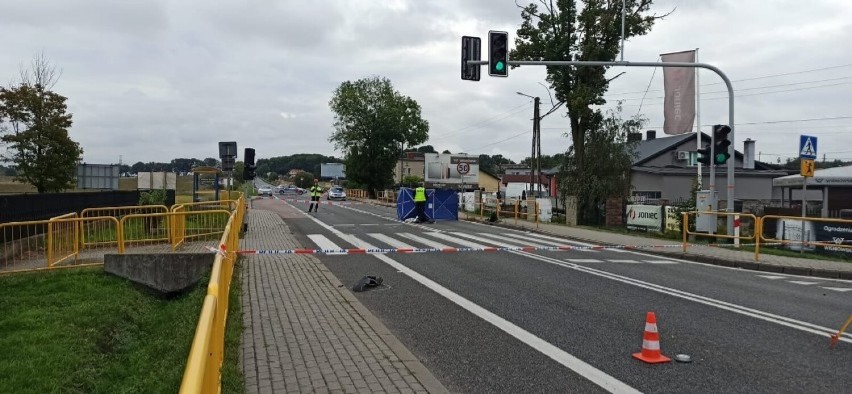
496, 61, 505, 71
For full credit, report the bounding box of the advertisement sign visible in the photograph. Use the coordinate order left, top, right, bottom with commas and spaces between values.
814, 221, 852, 255
626, 205, 663, 232
664, 206, 681, 232
424, 153, 479, 190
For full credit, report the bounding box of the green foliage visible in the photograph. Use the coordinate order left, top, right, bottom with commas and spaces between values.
0, 164, 15, 176
401, 175, 423, 188
0, 268, 211, 392
479, 154, 515, 175
293, 172, 315, 188
521, 153, 566, 170
0, 81, 83, 193
414, 145, 437, 153
328, 76, 429, 196
559, 103, 641, 225
139, 189, 167, 206
667, 176, 699, 237
256, 153, 342, 180
512, 0, 662, 174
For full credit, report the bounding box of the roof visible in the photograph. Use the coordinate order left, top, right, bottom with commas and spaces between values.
501, 174, 550, 184
633, 133, 696, 165
633, 166, 788, 177
633, 132, 775, 170
773, 164, 852, 187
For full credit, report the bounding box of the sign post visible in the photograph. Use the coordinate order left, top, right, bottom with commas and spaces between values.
457, 162, 470, 193
799, 135, 818, 251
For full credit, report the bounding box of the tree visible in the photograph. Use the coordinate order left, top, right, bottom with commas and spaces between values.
0, 55, 83, 193
512, 1, 664, 178
479, 154, 515, 175
415, 145, 437, 153
558, 103, 641, 225
329, 76, 429, 196
293, 172, 315, 189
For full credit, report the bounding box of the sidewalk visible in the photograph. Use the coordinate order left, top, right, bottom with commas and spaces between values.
239, 209, 447, 394
360, 198, 852, 279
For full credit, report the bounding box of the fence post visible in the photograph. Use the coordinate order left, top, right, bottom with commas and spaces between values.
755, 216, 761, 262
47, 219, 54, 266
682, 212, 688, 253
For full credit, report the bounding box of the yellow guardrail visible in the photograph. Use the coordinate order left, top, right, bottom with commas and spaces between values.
681, 211, 759, 260
758, 215, 852, 256
80, 205, 168, 249
180, 196, 244, 394
1, 216, 122, 273
459, 200, 541, 229
345, 189, 367, 199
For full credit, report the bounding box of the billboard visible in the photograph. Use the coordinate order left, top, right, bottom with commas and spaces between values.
76, 164, 120, 190
626, 204, 663, 232
423, 153, 479, 190
320, 163, 345, 179
138, 171, 177, 190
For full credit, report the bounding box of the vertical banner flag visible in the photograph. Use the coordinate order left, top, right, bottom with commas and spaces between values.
661, 50, 696, 135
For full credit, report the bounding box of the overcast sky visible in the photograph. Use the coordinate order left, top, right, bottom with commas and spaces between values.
2, 0, 851, 166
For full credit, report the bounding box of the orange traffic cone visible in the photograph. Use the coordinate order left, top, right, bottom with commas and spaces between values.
633, 312, 671, 364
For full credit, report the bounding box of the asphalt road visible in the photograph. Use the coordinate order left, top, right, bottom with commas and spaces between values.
251, 195, 852, 393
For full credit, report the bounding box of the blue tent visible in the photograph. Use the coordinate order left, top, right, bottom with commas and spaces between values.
397, 188, 458, 221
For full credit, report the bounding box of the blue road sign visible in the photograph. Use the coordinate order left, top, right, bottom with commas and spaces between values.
799, 135, 817, 160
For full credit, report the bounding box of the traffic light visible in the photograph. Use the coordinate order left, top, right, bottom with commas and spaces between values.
243, 148, 256, 180
697, 145, 712, 165
713, 124, 732, 164
461, 36, 481, 81
488, 31, 508, 77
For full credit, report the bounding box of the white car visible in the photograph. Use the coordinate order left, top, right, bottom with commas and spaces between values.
257, 186, 273, 196
327, 186, 346, 201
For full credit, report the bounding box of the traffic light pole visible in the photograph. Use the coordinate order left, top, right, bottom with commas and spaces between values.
467, 59, 737, 235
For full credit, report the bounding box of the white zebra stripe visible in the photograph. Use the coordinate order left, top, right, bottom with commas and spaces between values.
642, 340, 660, 351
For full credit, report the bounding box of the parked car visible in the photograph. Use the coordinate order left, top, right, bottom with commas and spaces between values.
327, 186, 346, 201
258, 186, 273, 196
277, 185, 303, 195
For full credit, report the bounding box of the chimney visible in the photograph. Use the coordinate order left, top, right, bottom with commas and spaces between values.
743, 139, 756, 170
646, 130, 656, 140
627, 132, 642, 143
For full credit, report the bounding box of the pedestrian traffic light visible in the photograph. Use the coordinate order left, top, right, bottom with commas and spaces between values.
696, 145, 712, 165
488, 31, 508, 77
461, 36, 481, 81
243, 148, 256, 180
713, 125, 732, 164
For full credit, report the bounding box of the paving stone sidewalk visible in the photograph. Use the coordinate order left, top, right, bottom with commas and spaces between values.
239, 209, 446, 394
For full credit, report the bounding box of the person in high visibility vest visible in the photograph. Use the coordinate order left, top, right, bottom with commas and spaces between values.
414, 184, 428, 223
308, 179, 323, 212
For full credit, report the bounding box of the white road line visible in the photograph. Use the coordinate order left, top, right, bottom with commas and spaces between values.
425, 232, 494, 249
397, 233, 452, 249
367, 233, 416, 249
496, 231, 623, 253
757, 275, 787, 280
607, 259, 641, 264
787, 281, 821, 286
307, 234, 347, 255
468, 232, 554, 248
643, 260, 679, 265
513, 250, 852, 343
821, 287, 852, 293
295, 207, 639, 393
566, 259, 603, 263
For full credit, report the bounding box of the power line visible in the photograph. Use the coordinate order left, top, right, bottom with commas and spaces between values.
431, 102, 532, 140
609, 79, 852, 103
465, 130, 530, 152
606, 63, 852, 96
542, 115, 852, 130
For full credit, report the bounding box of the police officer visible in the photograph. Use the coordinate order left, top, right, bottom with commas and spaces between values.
308, 179, 323, 212
414, 183, 427, 223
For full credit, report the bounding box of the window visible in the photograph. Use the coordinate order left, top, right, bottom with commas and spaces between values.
687, 152, 698, 167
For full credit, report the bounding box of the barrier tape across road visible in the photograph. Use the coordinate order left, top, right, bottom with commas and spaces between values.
224, 242, 779, 256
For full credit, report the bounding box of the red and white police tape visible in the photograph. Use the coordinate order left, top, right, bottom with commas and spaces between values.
224, 242, 779, 256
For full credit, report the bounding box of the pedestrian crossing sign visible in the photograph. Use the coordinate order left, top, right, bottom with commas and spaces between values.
799, 135, 817, 159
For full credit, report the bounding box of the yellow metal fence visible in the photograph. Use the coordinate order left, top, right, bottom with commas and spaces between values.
180, 196, 244, 393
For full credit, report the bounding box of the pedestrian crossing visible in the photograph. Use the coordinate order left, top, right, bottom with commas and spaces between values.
303, 230, 680, 265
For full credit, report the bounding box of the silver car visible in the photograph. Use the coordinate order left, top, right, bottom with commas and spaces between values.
258, 186, 273, 196
327, 187, 346, 201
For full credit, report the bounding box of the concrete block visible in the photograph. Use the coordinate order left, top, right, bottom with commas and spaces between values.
104, 253, 213, 296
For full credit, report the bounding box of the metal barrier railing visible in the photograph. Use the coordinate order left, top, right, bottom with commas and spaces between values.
459, 200, 541, 229
180, 196, 244, 394
1, 216, 121, 273
119, 210, 232, 253
80, 205, 168, 249
758, 215, 852, 257
681, 211, 759, 260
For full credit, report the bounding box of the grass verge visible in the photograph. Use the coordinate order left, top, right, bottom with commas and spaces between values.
0, 266, 245, 392
222, 260, 246, 393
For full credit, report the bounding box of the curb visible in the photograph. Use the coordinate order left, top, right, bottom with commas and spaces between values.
315, 263, 449, 394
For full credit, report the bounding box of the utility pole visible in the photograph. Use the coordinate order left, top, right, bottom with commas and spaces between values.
534, 97, 541, 197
